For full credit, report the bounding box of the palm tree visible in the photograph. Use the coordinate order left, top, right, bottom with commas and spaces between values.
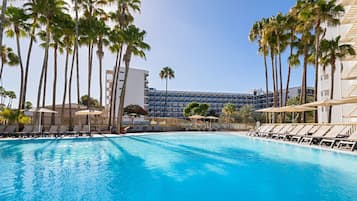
60, 13, 75, 123
94, 17, 109, 107
0, 45, 19, 80
159, 66, 175, 118
283, 13, 299, 122
249, 18, 269, 122
5, 6, 30, 110
116, 25, 150, 132
22, 0, 41, 111
35, 0, 67, 123
6, 90, 16, 108
307, 0, 345, 122
108, 0, 141, 129
222, 103, 236, 124
320, 36, 355, 123
262, 19, 278, 122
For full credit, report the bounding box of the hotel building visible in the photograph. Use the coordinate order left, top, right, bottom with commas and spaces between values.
105, 68, 149, 112
147, 87, 313, 118
317, 0, 357, 123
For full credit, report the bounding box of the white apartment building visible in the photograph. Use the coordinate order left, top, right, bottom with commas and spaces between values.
105, 68, 149, 112
318, 0, 357, 123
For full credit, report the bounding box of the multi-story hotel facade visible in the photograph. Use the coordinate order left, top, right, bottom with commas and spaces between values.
147, 87, 313, 119
105, 68, 149, 112
317, 0, 357, 123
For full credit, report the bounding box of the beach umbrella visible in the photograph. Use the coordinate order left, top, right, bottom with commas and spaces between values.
75, 110, 102, 133
205, 116, 219, 128
335, 96, 357, 104
275, 105, 316, 123
29, 108, 57, 132
189, 115, 205, 119
301, 99, 341, 107
255, 107, 280, 113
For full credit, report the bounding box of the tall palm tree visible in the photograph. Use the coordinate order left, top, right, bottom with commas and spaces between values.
305, 0, 344, 122
94, 17, 109, 107
35, 0, 67, 123
22, 0, 41, 111
60, 13, 75, 123
294, 2, 315, 122
5, 6, 30, 110
320, 36, 355, 123
262, 20, 278, 122
108, 0, 141, 129
159, 66, 175, 118
283, 13, 299, 122
116, 25, 150, 132
249, 18, 269, 122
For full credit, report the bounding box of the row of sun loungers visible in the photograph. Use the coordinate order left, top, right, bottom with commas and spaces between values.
249, 124, 357, 151
0, 125, 107, 138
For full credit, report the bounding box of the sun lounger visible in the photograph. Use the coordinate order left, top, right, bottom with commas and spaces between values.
248, 125, 267, 136
43, 126, 59, 137
271, 124, 294, 139
282, 124, 305, 140
264, 125, 284, 138
0, 125, 7, 137
337, 130, 357, 151
319, 125, 351, 148
290, 125, 317, 142
56, 125, 69, 137
1, 125, 17, 138
300, 125, 331, 145
17, 125, 34, 138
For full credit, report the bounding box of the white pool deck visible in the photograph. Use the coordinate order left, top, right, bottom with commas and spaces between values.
0, 131, 356, 156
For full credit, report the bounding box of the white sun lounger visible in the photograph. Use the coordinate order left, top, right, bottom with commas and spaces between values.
319, 125, 351, 148
279, 124, 304, 140
337, 130, 357, 151
300, 125, 332, 145
271, 124, 294, 139
290, 125, 316, 142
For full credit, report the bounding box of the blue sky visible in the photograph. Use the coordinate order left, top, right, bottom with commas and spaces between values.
2, 0, 315, 105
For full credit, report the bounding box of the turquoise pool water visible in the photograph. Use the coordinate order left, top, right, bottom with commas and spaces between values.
1, 133, 357, 201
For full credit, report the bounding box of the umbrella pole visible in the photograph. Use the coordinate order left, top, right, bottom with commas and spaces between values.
39, 112, 42, 133
89, 115, 91, 134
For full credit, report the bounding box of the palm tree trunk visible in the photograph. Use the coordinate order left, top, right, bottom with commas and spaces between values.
108, 50, 120, 129
263, 53, 269, 123
0, 0, 7, 51
117, 49, 132, 133
299, 45, 308, 123
99, 54, 103, 107
270, 48, 277, 123
328, 61, 336, 123
314, 21, 321, 123
111, 46, 123, 128
61, 49, 70, 123
284, 31, 294, 122
87, 42, 92, 109
36, 19, 50, 123
68, 44, 76, 128
277, 35, 283, 123
165, 77, 168, 118
51, 44, 58, 125
22, 17, 37, 110
15, 31, 24, 110
75, 0, 80, 104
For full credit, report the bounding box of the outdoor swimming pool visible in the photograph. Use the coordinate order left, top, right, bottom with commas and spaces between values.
1, 132, 357, 201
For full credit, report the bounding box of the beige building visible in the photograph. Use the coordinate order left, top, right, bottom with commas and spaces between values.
318, 0, 357, 123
